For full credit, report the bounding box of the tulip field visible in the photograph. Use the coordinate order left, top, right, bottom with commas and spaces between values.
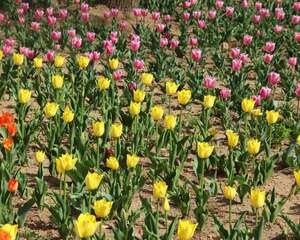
2, 0, 300, 239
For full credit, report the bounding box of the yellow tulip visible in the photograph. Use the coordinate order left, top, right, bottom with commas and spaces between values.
247, 138, 261, 155
18, 88, 31, 104
223, 186, 236, 200
0, 50, 3, 60
54, 55, 65, 68
74, 213, 100, 238
126, 154, 140, 168
129, 101, 141, 117
177, 89, 192, 105
62, 106, 74, 123
110, 123, 123, 138
163, 197, 170, 212
203, 95, 216, 109
208, 127, 217, 137
164, 115, 177, 129
241, 98, 255, 113
153, 180, 168, 199
77, 55, 90, 69
294, 170, 300, 187
225, 130, 239, 148
106, 156, 119, 170
250, 188, 265, 209
33, 57, 43, 69
56, 153, 77, 174
85, 171, 103, 191
166, 81, 179, 95
13, 53, 24, 65
92, 121, 105, 137
108, 58, 119, 70
251, 108, 263, 117
151, 105, 164, 121
297, 135, 300, 146
44, 102, 59, 118
97, 76, 110, 90
133, 89, 146, 102
1, 224, 18, 240
177, 219, 197, 240
197, 142, 214, 159
52, 75, 64, 89
35, 150, 45, 164
93, 199, 113, 218
141, 73, 154, 86
266, 110, 279, 124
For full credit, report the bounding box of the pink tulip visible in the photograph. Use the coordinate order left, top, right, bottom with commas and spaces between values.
240, 53, 249, 63
17, 8, 24, 15
263, 54, 273, 64
133, 8, 142, 17
103, 11, 111, 18
193, 11, 201, 19
130, 40, 140, 52
68, 29, 76, 38
141, 8, 149, 17
259, 87, 272, 99
295, 32, 300, 42
190, 0, 197, 5
59, 9, 68, 19
170, 39, 179, 49
110, 9, 119, 17
274, 25, 283, 33
232, 59, 242, 72
113, 70, 122, 81
183, 1, 191, 9
35, 9, 44, 21
3, 45, 12, 55
0, 13, 5, 23
255, 2, 262, 10
47, 16, 56, 26
163, 15, 171, 23
191, 48, 202, 62
198, 20, 206, 29
252, 95, 261, 106
275, 8, 285, 21
86, 32, 96, 42
156, 23, 165, 33
215, 0, 224, 10
260, 8, 270, 18
74, 0, 80, 4
288, 57, 297, 66
4, 38, 15, 47
242, 0, 249, 8
45, 50, 55, 62
226, 7, 234, 17
189, 38, 198, 46
54, 44, 61, 50
31, 22, 40, 31
26, 50, 35, 59
252, 15, 261, 24
51, 31, 61, 41
243, 35, 253, 45
81, 12, 89, 23
46, 7, 54, 16
203, 76, 216, 89
292, 15, 300, 25
105, 46, 114, 55
128, 82, 137, 90
182, 12, 190, 21
268, 72, 280, 86
80, 3, 89, 13
208, 10, 217, 20
160, 38, 168, 48
134, 59, 144, 71
293, 2, 300, 11
71, 37, 82, 49
295, 84, 300, 97
119, 20, 128, 31
264, 41, 275, 53
22, 3, 29, 11
18, 17, 25, 24
219, 87, 231, 99
230, 48, 240, 58
164, 32, 171, 39
103, 39, 113, 49
152, 11, 160, 21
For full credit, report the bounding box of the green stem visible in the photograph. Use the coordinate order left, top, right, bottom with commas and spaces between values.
63, 174, 67, 205
88, 191, 92, 212
229, 200, 232, 232
255, 208, 259, 225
